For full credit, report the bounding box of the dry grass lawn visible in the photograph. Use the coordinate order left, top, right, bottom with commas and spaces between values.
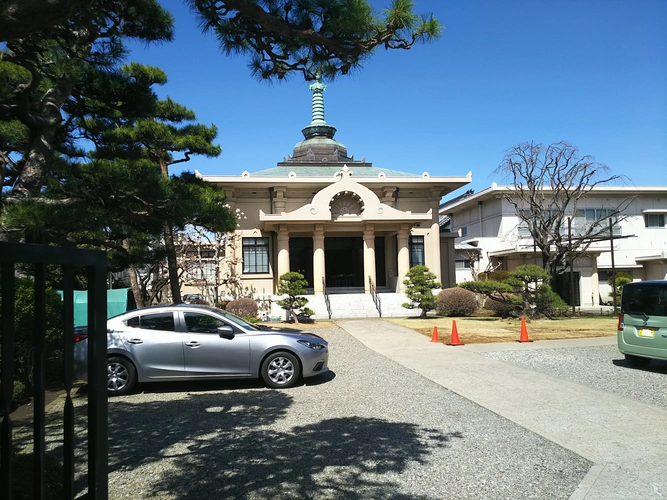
384, 316, 618, 344
272, 316, 617, 344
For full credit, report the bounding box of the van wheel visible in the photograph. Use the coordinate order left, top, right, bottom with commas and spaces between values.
624, 354, 651, 368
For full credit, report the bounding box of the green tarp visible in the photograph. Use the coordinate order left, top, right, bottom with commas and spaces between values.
58, 288, 136, 327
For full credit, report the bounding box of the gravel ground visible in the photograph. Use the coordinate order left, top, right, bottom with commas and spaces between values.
28, 326, 592, 499
481, 345, 667, 409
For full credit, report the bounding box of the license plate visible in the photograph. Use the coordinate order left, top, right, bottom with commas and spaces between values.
638, 328, 655, 338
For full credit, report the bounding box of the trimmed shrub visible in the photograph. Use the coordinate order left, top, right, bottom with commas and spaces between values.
216, 300, 230, 310
277, 272, 314, 323
534, 284, 569, 317
437, 287, 478, 316
485, 294, 522, 318
479, 270, 511, 282
402, 265, 441, 318
226, 298, 258, 319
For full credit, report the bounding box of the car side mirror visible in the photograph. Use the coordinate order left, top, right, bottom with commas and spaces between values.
217, 325, 235, 339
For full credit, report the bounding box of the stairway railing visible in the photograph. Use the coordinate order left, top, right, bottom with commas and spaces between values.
322, 277, 332, 319
368, 276, 382, 318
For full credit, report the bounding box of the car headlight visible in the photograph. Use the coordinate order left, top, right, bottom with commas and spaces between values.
297, 340, 327, 350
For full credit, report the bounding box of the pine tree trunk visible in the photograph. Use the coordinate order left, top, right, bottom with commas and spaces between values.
128, 265, 144, 309
13, 81, 73, 202
122, 238, 144, 308
164, 224, 182, 304
158, 158, 181, 304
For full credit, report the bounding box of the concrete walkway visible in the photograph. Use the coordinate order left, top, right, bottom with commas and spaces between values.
336, 319, 667, 500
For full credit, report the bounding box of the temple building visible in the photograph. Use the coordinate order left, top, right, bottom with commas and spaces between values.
196, 77, 472, 318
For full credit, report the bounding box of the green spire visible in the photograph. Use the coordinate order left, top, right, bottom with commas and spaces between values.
301, 73, 337, 140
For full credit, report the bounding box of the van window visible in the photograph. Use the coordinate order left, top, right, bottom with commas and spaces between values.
622, 283, 667, 317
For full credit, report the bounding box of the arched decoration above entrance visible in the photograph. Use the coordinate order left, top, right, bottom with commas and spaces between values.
259, 165, 432, 226
330, 192, 364, 219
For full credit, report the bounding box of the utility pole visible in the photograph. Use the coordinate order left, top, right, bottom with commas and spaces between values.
610, 218, 617, 312
568, 218, 575, 314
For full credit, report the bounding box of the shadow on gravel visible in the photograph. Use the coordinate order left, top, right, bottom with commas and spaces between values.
304, 370, 336, 385
97, 390, 462, 499
77, 370, 336, 396
612, 357, 667, 374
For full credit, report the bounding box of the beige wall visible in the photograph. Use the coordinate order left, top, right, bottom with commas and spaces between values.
213, 180, 449, 296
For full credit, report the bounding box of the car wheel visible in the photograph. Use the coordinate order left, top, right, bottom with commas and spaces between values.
624, 354, 652, 368
107, 356, 137, 396
261, 352, 301, 389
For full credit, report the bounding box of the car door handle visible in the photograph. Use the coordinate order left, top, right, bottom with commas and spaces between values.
185, 341, 201, 348
127, 339, 143, 344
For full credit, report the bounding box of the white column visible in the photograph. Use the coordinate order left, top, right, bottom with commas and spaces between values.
313, 226, 325, 295
276, 227, 290, 285
429, 193, 442, 284
397, 225, 410, 292
591, 255, 599, 307
363, 224, 376, 293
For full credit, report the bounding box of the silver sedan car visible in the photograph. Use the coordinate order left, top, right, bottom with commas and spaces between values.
73, 304, 329, 395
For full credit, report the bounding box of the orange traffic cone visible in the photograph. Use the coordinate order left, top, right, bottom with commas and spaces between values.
430, 326, 439, 343
517, 317, 533, 343
447, 320, 464, 346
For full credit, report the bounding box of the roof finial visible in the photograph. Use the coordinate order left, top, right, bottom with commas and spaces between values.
302, 73, 337, 140
309, 72, 327, 126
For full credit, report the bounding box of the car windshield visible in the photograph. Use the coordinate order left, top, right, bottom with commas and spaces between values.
210, 308, 262, 331
622, 284, 667, 316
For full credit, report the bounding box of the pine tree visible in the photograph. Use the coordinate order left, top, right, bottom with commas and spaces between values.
188, 0, 441, 81
402, 265, 441, 318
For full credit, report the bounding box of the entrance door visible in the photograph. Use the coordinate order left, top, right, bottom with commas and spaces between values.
375, 236, 386, 287
325, 237, 363, 287
289, 237, 314, 287
554, 272, 581, 306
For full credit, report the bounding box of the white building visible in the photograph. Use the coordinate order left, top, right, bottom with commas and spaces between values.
440, 184, 667, 306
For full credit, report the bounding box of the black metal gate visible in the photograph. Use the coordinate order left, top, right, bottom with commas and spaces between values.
1, 241, 108, 499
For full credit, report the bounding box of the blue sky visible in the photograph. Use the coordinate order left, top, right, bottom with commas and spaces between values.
127, 0, 667, 198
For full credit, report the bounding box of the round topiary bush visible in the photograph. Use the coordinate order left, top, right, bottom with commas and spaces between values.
436, 287, 478, 317
226, 298, 259, 319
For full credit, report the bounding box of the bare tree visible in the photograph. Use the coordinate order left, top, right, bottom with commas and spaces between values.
177, 226, 226, 305
177, 212, 254, 304
494, 141, 632, 276
472, 252, 502, 281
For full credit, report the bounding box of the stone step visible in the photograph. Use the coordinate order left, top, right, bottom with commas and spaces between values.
265, 292, 423, 320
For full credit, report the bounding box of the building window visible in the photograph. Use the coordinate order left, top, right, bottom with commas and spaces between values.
645, 214, 665, 228
459, 227, 468, 237
518, 209, 561, 237
185, 261, 217, 282
409, 236, 425, 268
599, 269, 633, 282
518, 209, 531, 237
573, 208, 620, 236
455, 259, 471, 269
242, 237, 269, 274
